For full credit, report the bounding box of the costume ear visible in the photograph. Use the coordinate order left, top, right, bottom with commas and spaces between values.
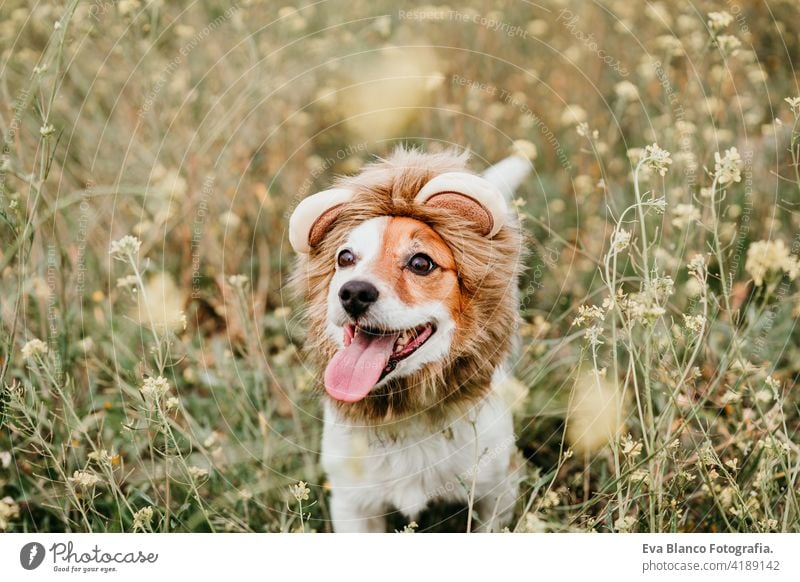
414, 172, 508, 237
289, 188, 354, 253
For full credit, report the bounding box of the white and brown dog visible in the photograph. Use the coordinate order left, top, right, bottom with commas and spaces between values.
289, 147, 530, 532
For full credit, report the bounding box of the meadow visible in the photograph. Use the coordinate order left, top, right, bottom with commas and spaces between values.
1, 0, 799, 532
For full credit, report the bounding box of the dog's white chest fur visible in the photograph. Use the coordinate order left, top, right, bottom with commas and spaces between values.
321, 382, 517, 532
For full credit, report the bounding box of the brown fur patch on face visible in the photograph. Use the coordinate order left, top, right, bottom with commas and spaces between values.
375, 217, 460, 317
291, 147, 525, 428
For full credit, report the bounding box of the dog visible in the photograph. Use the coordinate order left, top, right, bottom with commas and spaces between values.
289, 147, 530, 532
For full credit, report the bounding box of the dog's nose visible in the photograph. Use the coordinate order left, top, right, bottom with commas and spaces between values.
339, 280, 379, 317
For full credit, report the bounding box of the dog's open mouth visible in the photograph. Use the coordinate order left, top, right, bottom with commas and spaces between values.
323, 322, 436, 403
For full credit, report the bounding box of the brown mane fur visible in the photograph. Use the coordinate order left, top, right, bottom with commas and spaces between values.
291, 147, 524, 428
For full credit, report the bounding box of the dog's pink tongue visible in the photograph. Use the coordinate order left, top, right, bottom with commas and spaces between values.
324, 332, 398, 402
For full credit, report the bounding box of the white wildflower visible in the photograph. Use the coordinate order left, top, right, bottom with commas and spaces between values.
765, 375, 781, 394
116, 274, 139, 289
219, 211, 242, 229
687, 254, 706, 278
731, 359, 762, 374
643, 143, 672, 176
622, 277, 672, 326
721, 390, 741, 404
749, 66, 768, 84
716, 35, 741, 54
759, 435, 790, 456
611, 228, 632, 252
707, 11, 733, 32
614, 514, 637, 532
69, 470, 102, 489
685, 277, 703, 296
713, 147, 742, 186
21, 338, 48, 360
560, 104, 587, 126
188, 466, 209, 480
541, 490, 560, 509
683, 314, 706, 333
0, 497, 20, 531
699, 186, 715, 199
519, 512, 547, 533
656, 35, 684, 56
651, 276, 675, 301
745, 239, 799, 286
511, 139, 538, 161
626, 296, 665, 324
699, 443, 719, 466
573, 305, 605, 327
754, 388, 772, 403
614, 81, 639, 101
785, 96, 800, 116
400, 521, 418, 533
650, 197, 667, 215
203, 432, 220, 449
626, 148, 645, 165
291, 481, 310, 502
228, 274, 249, 289
584, 325, 604, 347
134, 272, 185, 332
132, 506, 154, 531
760, 518, 779, 531
140, 375, 171, 401
566, 373, 623, 454
621, 434, 643, 458
671, 203, 701, 229
719, 486, 736, 510
109, 235, 142, 260
77, 337, 94, 352
88, 449, 113, 465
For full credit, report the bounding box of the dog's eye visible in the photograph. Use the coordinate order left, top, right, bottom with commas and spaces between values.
337, 249, 356, 268
407, 253, 436, 275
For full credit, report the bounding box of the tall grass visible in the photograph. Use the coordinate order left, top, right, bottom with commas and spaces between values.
1, 0, 799, 532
